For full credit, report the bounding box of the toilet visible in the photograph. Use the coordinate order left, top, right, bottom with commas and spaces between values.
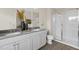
47, 35, 53, 44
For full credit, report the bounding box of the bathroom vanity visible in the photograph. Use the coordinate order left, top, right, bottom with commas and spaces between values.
0, 29, 47, 50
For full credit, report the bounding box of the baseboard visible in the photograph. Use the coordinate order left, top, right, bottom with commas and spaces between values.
54, 39, 79, 49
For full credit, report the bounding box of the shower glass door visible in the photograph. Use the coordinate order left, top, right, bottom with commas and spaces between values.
52, 9, 79, 47
62, 9, 79, 46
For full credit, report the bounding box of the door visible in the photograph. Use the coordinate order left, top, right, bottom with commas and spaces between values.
52, 14, 63, 40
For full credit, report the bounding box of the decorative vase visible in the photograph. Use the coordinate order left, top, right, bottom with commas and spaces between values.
21, 21, 26, 31
25, 23, 28, 30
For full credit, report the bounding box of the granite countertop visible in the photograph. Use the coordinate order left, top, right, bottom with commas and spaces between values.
0, 29, 46, 40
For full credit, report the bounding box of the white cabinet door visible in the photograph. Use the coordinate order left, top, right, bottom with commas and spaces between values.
0, 43, 16, 50
39, 30, 47, 47
25, 34, 32, 50
15, 34, 32, 50
32, 32, 40, 50
16, 39, 27, 50
32, 30, 47, 50
17, 39, 32, 50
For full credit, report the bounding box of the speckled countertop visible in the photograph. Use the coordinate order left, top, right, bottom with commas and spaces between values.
0, 29, 47, 40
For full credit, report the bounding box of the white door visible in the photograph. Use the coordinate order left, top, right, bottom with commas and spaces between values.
52, 14, 63, 40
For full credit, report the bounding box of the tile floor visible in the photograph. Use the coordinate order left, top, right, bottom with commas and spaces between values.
40, 41, 78, 50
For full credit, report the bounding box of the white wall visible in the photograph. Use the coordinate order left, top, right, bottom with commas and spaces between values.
16, 8, 53, 32
0, 8, 16, 30
39, 8, 53, 34
45, 9, 52, 34
39, 9, 47, 29
16, 8, 39, 28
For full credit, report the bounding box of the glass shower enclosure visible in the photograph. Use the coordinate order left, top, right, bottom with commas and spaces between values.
52, 8, 79, 47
